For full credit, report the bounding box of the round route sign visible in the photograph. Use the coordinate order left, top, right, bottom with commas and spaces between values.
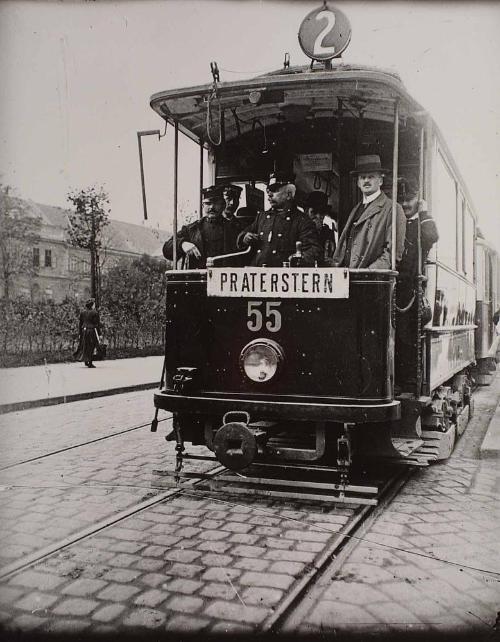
298, 5, 352, 61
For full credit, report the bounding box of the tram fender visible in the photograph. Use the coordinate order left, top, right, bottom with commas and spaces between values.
392, 394, 432, 440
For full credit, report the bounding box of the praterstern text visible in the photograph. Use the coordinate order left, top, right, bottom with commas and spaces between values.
207, 267, 349, 298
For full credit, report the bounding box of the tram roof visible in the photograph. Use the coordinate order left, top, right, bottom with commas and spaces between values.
150, 64, 427, 145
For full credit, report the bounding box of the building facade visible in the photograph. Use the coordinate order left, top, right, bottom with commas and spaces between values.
1, 199, 169, 302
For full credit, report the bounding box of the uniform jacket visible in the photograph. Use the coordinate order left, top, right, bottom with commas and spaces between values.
162, 216, 239, 269
398, 211, 439, 281
332, 192, 406, 269
237, 205, 322, 267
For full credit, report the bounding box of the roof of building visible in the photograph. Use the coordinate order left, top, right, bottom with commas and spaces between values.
21, 199, 168, 258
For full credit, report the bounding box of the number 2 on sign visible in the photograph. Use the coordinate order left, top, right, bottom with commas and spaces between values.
314, 9, 336, 56
247, 301, 282, 333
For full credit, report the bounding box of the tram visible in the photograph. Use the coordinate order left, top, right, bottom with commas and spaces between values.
143, 5, 499, 498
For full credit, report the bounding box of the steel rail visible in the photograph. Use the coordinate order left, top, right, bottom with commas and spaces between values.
0, 416, 172, 472
261, 466, 414, 633
0, 464, 224, 581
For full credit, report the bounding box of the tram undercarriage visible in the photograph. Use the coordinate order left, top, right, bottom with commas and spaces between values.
152, 362, 475, 504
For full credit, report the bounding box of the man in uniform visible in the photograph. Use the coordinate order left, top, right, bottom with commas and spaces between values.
162, 185, 239, 268
397, 177, 439, 290
304, 190, 337, 263
238, 172, 321, 267
396, 177, 439, 390
331, 155, 406, 269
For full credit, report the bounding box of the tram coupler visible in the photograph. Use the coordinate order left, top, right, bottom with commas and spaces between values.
213, 411, 268, 471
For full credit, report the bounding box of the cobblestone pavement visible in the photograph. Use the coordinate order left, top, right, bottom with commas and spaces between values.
0, 390, 163, 469
0, 493, 358, 635
1, 382, 499, 638
281, 376, 500, 639
0, 391, 212, 570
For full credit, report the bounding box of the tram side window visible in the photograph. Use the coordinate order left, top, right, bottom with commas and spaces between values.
434, 152, 457, 270
457, 194, 464, 274
463, 206, 474, 280
476, 248, 485, 301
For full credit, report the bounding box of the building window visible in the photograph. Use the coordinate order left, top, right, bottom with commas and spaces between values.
44, 249, 52, 267
69, 255, 90, 274
33, 248, 40, 267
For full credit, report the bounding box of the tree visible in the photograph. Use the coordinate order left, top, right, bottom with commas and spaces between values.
101, 254, 166, 348
67, 186, 110, 308
0, 184, 41, 299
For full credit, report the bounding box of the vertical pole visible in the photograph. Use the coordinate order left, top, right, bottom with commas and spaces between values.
199, 143, 204, 219
173, 121, 179, 268
137, 133, 148, 220
390, 101, 400, 271
417, 126, 425, 395
418, 126, 425, 276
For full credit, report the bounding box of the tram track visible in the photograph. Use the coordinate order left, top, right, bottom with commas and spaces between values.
264, 466, 414, 632
0, 460, 413, 612
0, 463, 224, 581
0, 415, 172, 472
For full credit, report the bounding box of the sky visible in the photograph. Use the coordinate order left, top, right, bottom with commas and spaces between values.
1, 0, 499, 248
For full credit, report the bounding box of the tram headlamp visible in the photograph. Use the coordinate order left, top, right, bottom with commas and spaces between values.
240, 339, 284, 383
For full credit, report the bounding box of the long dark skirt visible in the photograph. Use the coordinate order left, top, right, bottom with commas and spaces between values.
74, 328, 98, 363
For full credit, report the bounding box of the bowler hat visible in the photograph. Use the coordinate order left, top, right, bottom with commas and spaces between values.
201, 185, 224, 199
305, 191, 328, 210
350, 155, 388, 175
222, 184, 243, 196
267, 171, 295, 187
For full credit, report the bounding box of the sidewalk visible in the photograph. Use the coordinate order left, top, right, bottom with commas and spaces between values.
0, 356, 164, 414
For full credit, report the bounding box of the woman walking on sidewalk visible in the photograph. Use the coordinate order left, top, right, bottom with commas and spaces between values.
74, 299, 101, 368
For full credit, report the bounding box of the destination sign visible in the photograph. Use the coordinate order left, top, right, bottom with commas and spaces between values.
207, 268, 349, 299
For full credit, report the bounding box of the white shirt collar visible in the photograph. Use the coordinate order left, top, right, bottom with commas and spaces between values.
363, 189, 381, 205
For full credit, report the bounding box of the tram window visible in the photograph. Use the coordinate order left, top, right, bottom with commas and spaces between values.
476, 248, 485, 300
434, 152, 457, 270
457, 194, 464, 274
464, 206, 474, 279
485, 255, 493, 302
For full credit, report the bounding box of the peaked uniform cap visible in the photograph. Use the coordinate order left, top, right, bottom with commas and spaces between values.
398, 177, 419, 199
222, 184, 243, 195
268, 171, 295, 186
350, 155, 388, 175
201, 185, 224, 199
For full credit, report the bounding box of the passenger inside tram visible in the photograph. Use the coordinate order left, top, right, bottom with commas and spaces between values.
331, 155, 406, 270
162, 185, 240, 269
237, 171, 322, 267
304, 190, 337, 263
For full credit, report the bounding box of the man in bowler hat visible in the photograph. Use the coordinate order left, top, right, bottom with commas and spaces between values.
238, 171, 321, 267
332, 155, 406, 269
163, 185, 239, 268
